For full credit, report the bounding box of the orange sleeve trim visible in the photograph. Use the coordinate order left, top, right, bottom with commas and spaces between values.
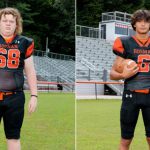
113, 37, 124, 54
134, 89, 149, 94
25, 41, 34, 58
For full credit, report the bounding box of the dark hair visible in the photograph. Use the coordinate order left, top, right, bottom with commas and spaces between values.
131, 9, 150, 31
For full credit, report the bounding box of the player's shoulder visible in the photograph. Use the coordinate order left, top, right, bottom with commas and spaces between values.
115, 36, 132, 42
17, 35, 33, 43
119, 36, 132, 42
113, 36, 132, 49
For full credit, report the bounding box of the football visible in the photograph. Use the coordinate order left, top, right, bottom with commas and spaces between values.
116, 59, 137, 73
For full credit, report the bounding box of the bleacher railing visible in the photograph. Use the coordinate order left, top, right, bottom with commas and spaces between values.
102, 11, 131, 23
34, 50, 75, 61
25, 81, 75, 92
80, 58, 98, 71
76, 69, 102, 81
76, 25, 100, 38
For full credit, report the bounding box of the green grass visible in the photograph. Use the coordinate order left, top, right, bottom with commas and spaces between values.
0, 92, 75, 150
77, 99, 148, 150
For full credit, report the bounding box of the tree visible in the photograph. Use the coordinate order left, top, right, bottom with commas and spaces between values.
0, 0, 75, 56
77, 0, 145, 27
144, 0, 150, 9
77, 0, 103, 27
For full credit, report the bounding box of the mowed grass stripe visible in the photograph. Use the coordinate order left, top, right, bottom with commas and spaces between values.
0, 92, 75, 150
77, 99, 148, 150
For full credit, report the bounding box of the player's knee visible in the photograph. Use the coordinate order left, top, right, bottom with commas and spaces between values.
120, 138, 132, 146
7, 139, 20, 150
147, 137, 150, 144
7, 139, 20, 143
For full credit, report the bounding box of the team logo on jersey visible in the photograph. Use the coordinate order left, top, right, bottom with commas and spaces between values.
15, 40, 20, 44
125, 94, 132, 98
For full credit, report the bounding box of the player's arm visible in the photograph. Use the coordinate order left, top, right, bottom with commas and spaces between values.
110, 37, 139, 80
110, 56, 139, 80
24, 56, 37, 114
24, 56, 37, 96
110, 56, 125, 80
110, 37, 127, 80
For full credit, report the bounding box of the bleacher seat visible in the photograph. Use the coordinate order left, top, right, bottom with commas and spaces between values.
76, 36, 116, 80
33, 56, 75, 91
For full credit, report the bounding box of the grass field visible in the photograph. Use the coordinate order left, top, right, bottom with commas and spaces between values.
0, 92, 75, 150
77, 99, 149, 150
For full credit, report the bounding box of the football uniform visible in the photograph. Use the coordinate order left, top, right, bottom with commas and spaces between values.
0, 35, 34, 92
0, 34, 34, 139
113, 36, 150, 91
113, 36, 150, 139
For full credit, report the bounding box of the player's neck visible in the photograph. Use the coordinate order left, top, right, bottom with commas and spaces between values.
0, 33, 15, 39
0, 33, 15, 43
135, 32, 149, 40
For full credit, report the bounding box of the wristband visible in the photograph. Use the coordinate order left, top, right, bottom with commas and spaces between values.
31, 95, 38, 98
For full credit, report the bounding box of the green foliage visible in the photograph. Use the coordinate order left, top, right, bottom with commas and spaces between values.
0, 1, 5, 8
0, 92, 75, 150
77, 99, 148, 150
14, 3, 38, 26
77, 0, 103, 27
51, 0, 75, 55
0, 0, 75, 55
77, 0, 148, 27
144, 0, 150, 9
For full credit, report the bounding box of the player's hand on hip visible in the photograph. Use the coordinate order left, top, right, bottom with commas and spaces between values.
28, 96, 37, 115
122, 64, 139, 79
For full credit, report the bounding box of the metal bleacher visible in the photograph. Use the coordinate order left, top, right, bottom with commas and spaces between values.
33, 51, 75, 91
76, 36, 123, 95
76, 36, 115, 80
76, 11, 133, 95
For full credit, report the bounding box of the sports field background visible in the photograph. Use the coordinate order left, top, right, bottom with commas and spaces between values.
77, 99, 148, 150
0, 92, 75, 150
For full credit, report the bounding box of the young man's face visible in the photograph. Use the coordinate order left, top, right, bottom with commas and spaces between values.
134, 20, 150, 34
0, 14, 17, 38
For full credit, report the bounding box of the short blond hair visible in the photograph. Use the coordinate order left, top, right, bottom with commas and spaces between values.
0, 7, 23, 34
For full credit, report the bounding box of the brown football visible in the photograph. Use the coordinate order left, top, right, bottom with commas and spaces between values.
116, 59, 137, 73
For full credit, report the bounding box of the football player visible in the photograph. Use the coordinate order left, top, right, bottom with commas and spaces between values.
110, 9, 150, 150
0, 7, 37, 150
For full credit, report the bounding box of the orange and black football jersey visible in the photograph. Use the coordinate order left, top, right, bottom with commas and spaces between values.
0, 35, 34, 91
113, 36, 150, 90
